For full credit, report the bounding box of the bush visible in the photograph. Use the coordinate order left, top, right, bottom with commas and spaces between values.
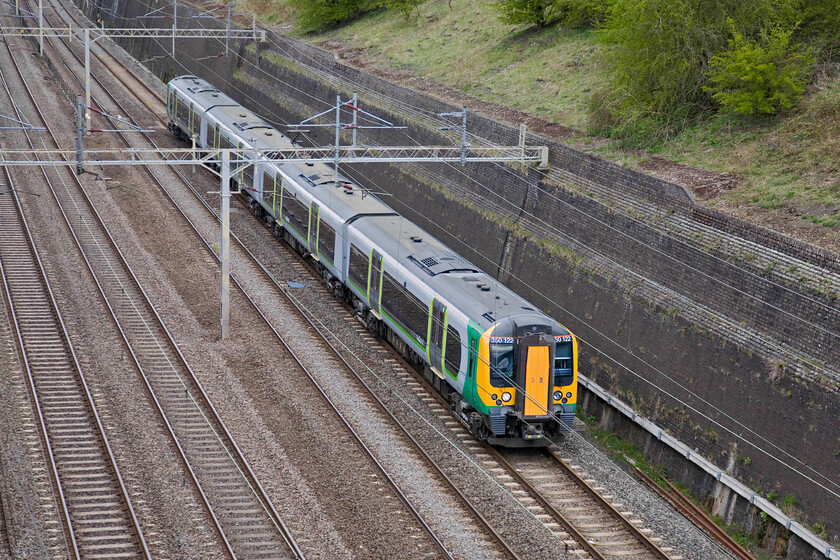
597, 0, 725, 118
291, 0, 379, 32
797, 0, 840, 57
706, 24, 814, 116
493, 0, 559, 28
593, 0, 803, 142
554, 0, 610, 28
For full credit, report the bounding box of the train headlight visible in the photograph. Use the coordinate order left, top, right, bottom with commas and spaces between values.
566, 392, 573, 399
501, 392, 511, 403
553, 391, 562, 401
491, 394, 498, 401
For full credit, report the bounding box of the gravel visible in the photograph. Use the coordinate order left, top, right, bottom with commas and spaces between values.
0, 6, 745, 558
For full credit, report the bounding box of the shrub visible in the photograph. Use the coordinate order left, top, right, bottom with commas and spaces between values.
706, 24, 814, 116
291, 0, 379, 32
493, 0, 559, 28
554, 0, 610, 28
594, 0, 802, 142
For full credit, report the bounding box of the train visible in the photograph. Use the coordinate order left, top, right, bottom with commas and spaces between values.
166, 75, 578, 446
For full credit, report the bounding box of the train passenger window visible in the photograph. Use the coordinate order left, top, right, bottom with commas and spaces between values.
554, 341, 573, 387
444, 326, 461, 378
381, 271, 426, 346
237, 144, 246, 184
176, 95, 190, 128
219, 134, 235, 150
243, 161, 254, 190
263, 172, 279, 208
489, 342, 515, 387
191, 104, 199, 138
318, 218, 335, 266
282, 193, 308, 237
348, 244, 368, 293
167, 89, 175, 121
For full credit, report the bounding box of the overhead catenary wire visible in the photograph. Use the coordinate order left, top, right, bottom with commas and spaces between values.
0, 3, 776, 556
70, 0, 840, 500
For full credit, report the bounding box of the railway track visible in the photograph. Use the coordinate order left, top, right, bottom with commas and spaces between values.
14, 3, 522, 557
0, 169, 148, 560
46, 9, 680, 558
6, 4, 711, 559
2, 11, 303, 559
496, 448, 674, 560
42, 6, 527, 557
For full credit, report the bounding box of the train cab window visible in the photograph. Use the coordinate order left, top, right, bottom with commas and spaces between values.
489, 341, 515, 387
444, 326, 461, 378
381, 271, 426, 346
318, 218, 335, 266
282, 193, 308, 237
554, 340, 573, 387
348, 244, 369, 293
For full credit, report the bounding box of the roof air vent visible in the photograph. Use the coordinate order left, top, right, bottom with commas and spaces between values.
410, 236, 422, 243
421, 256, 438, 268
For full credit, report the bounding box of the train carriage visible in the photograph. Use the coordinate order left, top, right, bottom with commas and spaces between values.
167, 75, 578, 446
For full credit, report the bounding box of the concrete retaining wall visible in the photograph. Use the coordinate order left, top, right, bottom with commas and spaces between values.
85, 1, 840, 555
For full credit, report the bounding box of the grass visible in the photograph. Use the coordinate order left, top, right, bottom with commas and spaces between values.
317, 2, 603, 130
242, 0, 840, 238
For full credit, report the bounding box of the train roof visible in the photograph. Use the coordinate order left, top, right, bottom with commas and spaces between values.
277, 161, 396, 222
169, 75, 239, 112
353, 215, 560, 332
169, 76, 568, 336
171, 77, 395, 222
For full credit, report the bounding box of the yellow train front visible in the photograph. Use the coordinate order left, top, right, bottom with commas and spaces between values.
457, 314, 577, 447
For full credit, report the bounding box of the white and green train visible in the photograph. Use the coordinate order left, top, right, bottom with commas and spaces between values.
167, 75, 578, 446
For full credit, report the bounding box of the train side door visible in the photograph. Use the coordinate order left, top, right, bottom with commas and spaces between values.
429, 300, 446, 379
309, 203, 320, 258
368, 250, 383, 317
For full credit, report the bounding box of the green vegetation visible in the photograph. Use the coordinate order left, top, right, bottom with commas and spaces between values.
706, 24, 814, 116
244, 0, 840, 239
588, 426, 667, 483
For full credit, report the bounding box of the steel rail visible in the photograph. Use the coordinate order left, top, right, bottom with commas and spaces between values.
46, 6, 523, 555
0, 39, 153, 560
60, 14, 516, 559
546, 447, 671, 559
0, 173, 79, 560
376, 325, 673, 560
635, 468, 755, 560
7, 9, 303, 558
